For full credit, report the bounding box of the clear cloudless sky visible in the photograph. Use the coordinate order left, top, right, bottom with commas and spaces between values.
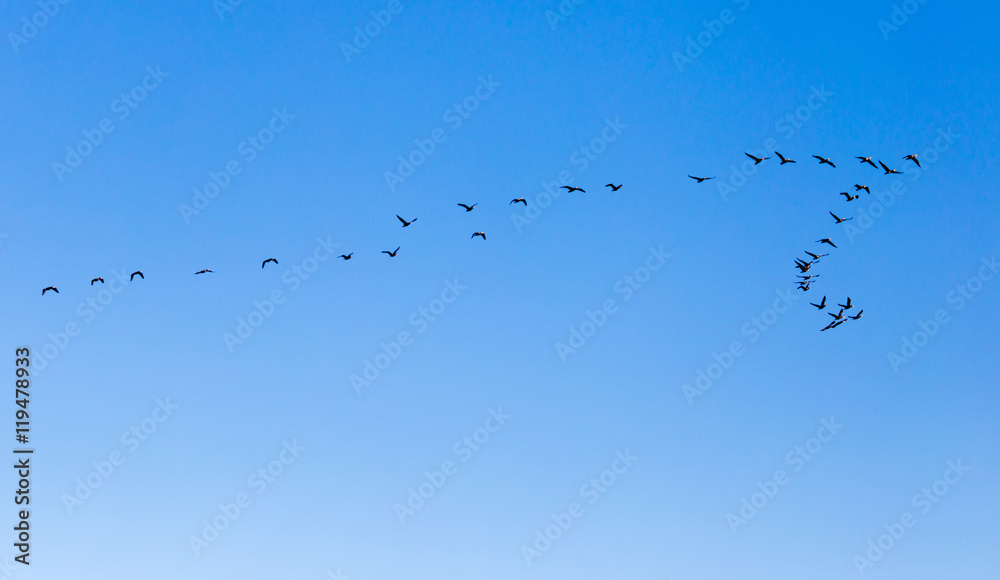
1, 0, 998, 578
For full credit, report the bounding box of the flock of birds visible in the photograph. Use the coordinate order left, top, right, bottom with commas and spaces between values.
38, 184, 631, 296
39, 147, 920, 334
40, 147, 918, 334
690, 153, 922, 331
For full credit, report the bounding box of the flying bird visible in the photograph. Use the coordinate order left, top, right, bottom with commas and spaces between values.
688, 175, 715, 183
471, 232, 486, 240
840, 192, 859, 202
849, 310, 864, 320
775, 151, 796, 164
854, 184, 871, 194
811, 296, 828, 309
879, 160, 902, 175
130, 271, 143, 281
856, 156, 878, 168
821, 319, 846, 331
195, 269, 214, 275
457, 203, 477, 212
798, 282, 812, 291
829, 308, 845, 321
745, 152, 769, 165
397, 215, 417, 227
830, 212, 853, 224
838, 297, 853, 310
339, 253, 353, 260
561, 186, 585, 193
606, 183, 623, 191
798, 274, 820, 280
813, 155, 836, 168
805, 251, 828, 260
510, 198, 527, 206
42, 286, 58, 295
262, 258, 278, 268
903, 154, 920, 167
817, 238, 838, 248
382, 247, 399, 257
91, 277, 104, 285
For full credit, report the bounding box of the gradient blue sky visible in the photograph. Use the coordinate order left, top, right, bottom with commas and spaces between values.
2, 0, 999, 578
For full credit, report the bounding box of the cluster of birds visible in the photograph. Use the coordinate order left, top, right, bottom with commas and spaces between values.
39, 184, 629, 296
691, 152, 922, 331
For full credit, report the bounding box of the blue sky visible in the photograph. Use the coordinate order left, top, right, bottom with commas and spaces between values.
2, 0, 999, 578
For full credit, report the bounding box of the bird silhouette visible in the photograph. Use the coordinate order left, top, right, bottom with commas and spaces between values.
849, 310, 864, 320
854, 184, 871, 194
830, 212, 853, 224
879, 160, 902, 175
382, 247, 399, 257
262, 258, 278, 268
745, 152, 769, 165
195, 269, 213, 275
829, 308, 845, 321
91, 277, 104, 285
821, 319, 846, 331
472, 232, 486, 240
813, 155, 836, 168
805, 251, 829, 260
510, 198, 527, 206
457, 203, 477, 212
838, 297, 853, 310
817, 238, 838, 248
811, 296, 828, 309
397, 215, 417, 227
561, 186, 585, 193
130, 271, 143, 281
42, 286, 58, 295
339, 253, 353, 260
775, 152, 796, 164
856, 156, 878, 168
840, 192, 859, 201
688, 175, 715, 183
606, 183, 623, 191
798, 282, 812, 291
903, 154, 920, 167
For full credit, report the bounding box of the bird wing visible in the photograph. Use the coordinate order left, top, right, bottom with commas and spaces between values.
397, 215, 407, 224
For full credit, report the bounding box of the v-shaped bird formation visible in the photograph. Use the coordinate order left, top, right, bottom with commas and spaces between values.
39, 145, 917, 334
